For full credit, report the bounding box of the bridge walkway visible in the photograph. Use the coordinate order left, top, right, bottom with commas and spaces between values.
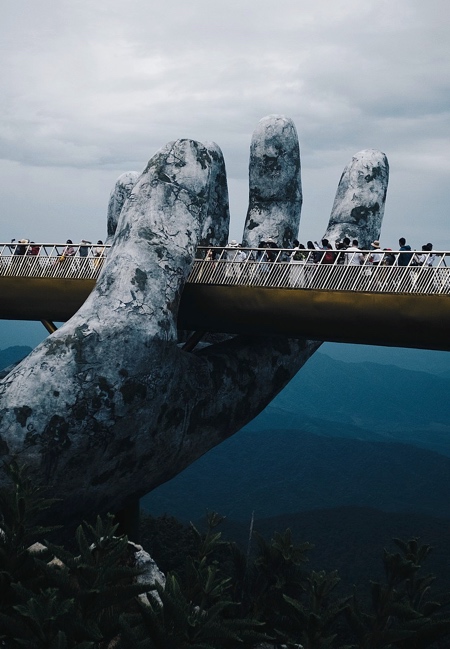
1, 243, 450, 350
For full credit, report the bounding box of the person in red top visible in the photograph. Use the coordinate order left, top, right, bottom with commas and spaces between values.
27, 242, 40, 256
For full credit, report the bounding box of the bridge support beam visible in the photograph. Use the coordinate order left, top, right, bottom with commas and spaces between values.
181, 330, 206, 352
41, 320, 57, 334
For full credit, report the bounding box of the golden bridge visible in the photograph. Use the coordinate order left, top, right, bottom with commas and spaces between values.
1, 242, 450, 351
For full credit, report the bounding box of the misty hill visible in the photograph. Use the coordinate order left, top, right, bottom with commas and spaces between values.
0, 346, 31, 372
141, 428, 450, 522
320, 342, 450, 375
248, 351, 450, 456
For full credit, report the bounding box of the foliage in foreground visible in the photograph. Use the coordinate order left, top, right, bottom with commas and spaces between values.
2, 461, 450, 648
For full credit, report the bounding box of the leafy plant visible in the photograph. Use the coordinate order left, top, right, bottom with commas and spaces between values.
280, 570, 348, 649
0, 462, 150, 647
344, 538, 450, 649
3, 461, 450, 648
116, 511, 267, 648
0, 460, 58, 611
117, 573, 266, 649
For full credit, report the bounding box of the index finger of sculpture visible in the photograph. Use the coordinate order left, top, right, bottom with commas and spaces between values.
106, 170, 140, 243
107, 142, 230, 252
75, 138, 218, 341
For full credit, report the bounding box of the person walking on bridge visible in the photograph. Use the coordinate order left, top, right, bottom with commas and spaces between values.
370, 241, 383, 265
289, 240, 307, 287
79, 239, 91, 258
94, 240, 105, 270
345, 240, 363, 266
225, 239, 240, 281
78, 239, 92, 272
398, 237, 413, 266
369, 240, 385, 290
62, 239, 75, 258
424, 243, 436, 267
14, 239, 28, 256
56, 239, 76, 275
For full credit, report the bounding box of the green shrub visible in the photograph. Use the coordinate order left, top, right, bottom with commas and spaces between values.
2, 462, 450, 648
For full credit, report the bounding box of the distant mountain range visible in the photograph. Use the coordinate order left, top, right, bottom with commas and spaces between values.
248, 351, 450, 456
142, 348, 450, 521
0, 346, 32, 372
319, 341, 450, 375
141, 427, 450, 522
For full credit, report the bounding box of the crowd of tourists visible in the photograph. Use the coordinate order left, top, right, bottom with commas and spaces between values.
222, 236, 437, 268
7, 239, 106, 259
4, 235, 440, 270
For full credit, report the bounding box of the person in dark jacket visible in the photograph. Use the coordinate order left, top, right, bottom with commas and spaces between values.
398, 237, 413, 266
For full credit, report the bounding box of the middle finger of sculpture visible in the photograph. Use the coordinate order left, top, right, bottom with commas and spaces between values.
0, 115, 389, 529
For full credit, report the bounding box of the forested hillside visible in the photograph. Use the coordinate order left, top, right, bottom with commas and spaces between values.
142, 428, 450, 521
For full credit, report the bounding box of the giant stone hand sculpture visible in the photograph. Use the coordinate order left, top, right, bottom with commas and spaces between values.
0, 115, 388, 531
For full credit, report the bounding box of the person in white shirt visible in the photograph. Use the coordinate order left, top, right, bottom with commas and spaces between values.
412, 246, 427, 266
234, 245, 247, 263
413, 244, 436, 275
345, 240, 363, 266
370, 240, 383, 265
225, 240, 247, 280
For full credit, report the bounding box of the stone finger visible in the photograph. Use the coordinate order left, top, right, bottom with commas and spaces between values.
200, 141, 230, 247
242, 114, 302, 249
106, 170, 140, 243
83, 138, 216, 341
322, 149, 389, 248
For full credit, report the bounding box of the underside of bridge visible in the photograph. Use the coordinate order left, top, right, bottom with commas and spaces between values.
179, 284, 450, 351
1, 277, 449, 351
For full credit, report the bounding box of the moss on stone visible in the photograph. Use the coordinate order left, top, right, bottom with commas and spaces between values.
120, 379, 147, 405
131, 268, 147, 292
14, 405, 32, 428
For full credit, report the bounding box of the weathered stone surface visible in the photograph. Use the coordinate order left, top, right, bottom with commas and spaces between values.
243, 115, 302, 248
200, 141, 230, 247
107, 143, 230, 248
0, 119, 387, 532
106, 170, 140, 242
128, 541, 166, 606
323, 149, 389, 248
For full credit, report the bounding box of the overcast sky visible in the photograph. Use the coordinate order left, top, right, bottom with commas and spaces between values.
1, 0, 450, 348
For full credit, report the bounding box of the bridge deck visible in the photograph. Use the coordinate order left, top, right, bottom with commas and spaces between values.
1, 244, 450, 350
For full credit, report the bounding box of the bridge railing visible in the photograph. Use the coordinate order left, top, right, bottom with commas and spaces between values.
1, 243, 450, 295
0, 243, 110, 280
188, 247, 450, 295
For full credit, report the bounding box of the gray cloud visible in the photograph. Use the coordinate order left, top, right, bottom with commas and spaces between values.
1, 0, 449, 248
